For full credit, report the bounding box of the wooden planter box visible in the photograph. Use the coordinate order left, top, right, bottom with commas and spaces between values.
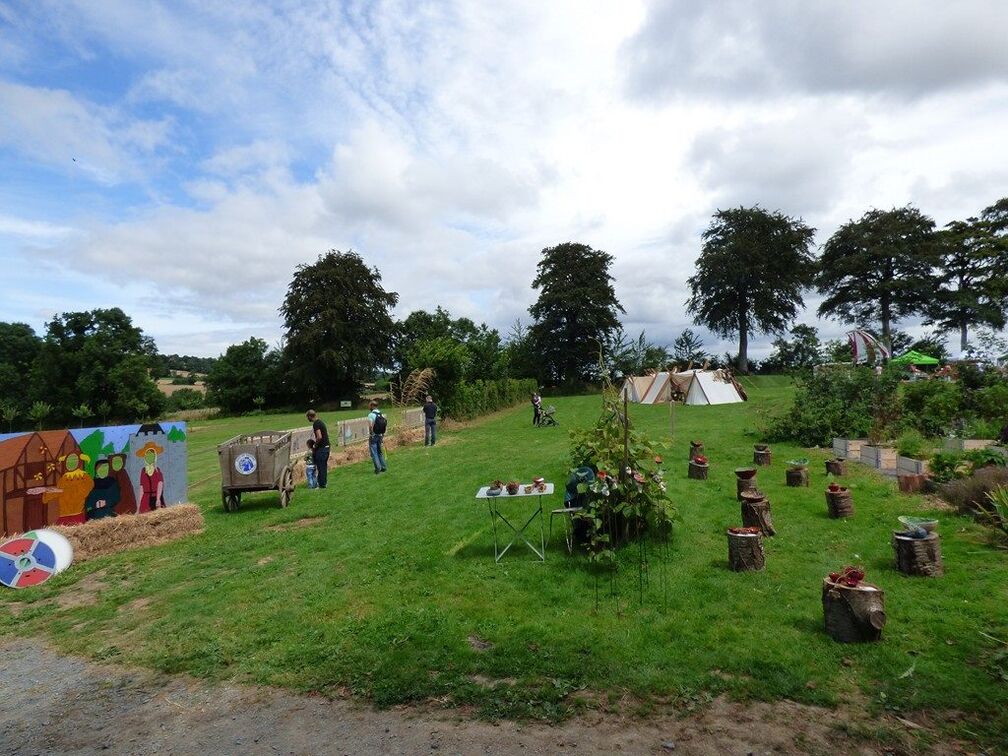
832, 438, 865, 459
897, 456, 930, 475
860, 445, 897, 470
942, 438, 995, 452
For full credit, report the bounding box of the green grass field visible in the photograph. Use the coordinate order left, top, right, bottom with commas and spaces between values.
3, 380, 1007, 747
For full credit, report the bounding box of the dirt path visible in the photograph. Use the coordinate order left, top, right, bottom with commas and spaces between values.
0, 639, 942, 755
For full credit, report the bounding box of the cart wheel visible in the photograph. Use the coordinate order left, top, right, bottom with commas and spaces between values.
279, 466, 294, 508
224, 492, 240, 513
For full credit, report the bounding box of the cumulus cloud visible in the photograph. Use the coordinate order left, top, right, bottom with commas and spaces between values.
624, 0, 1008, 101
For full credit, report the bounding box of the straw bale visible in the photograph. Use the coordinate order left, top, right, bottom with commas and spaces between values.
50, 504, 204, 562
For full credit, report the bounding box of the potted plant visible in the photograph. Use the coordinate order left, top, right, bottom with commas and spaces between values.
506, 480, 520, 495
896, 430, 932, 476
488, 479, 504, 496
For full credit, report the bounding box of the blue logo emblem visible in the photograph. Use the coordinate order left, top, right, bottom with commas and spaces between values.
235, 453, 257, 475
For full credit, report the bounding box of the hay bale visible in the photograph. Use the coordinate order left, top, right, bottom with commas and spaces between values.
50, 504, 204, 562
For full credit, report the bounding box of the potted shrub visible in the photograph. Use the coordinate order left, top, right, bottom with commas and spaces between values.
506, 480, 520, 495
487, 479, 504, 496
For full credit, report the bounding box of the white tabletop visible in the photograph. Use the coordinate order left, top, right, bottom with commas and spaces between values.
476, 483, 555, 499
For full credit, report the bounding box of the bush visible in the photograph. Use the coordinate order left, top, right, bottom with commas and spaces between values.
930, 448, 1007, 484
896, 429, 928, 460
441, 378, 537, 420
901, 380, 963, 436
768, 366, 897, 447
973, 384, 1008, 425
941, 467, 1008, 515
165, 388, 205, 413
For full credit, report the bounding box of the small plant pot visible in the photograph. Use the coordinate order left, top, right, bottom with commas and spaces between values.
753, 444, 772, 466
506, 483, 520, 495
689, 440, 704, 461
688, 460, 709, 480
735, 467, 758, 500
825, 458, 846, 476
487, 487, 502, 497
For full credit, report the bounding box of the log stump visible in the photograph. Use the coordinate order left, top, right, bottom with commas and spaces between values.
688, 460, 709, 480
892, 532, 943, 577
727, 531, 765, 571
689, 441, 704, 461
825, 458, 846, 476
735, 467, 758, 501
740, 490, 776, 536
897, 474, 925, 494
753, 445, 772, 466
786, 467, 810, 487
826, 488, 854, 518
822, 579, 886, 642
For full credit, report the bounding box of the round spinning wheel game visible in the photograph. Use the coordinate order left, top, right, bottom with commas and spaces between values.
0, 530, 74, 589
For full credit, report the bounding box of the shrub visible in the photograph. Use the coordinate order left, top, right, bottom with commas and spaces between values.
980, 486, 1008, 549
929, 451, 968, 484
975, 384, 1008, 425
901, 380, 963, 436
166, 388, 205, 413
896, 429, 928, 460
940, 466, 1008, 514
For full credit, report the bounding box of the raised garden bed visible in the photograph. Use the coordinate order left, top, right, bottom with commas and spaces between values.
942, 438, 996, 452
897, 456, 930, 475
832, 438, 865, 460
860, 445, 896, 470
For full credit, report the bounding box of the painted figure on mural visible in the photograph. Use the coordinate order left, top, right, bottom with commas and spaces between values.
109, 453, 137, 516
136, 441, 166, 513
44, 452, 94, 525
84, 458, 119, 520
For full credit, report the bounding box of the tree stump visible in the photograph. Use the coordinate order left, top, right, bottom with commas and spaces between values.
826, 488, 854, 518
689, 441, 704, 461
753, 445, 772, 466
740, 490, 776, 536
822, 579, 886, 642
786, 467, 809, 487
825, 458, 846, 476
892, 532, 943, 577
735, 467, 758, 501
727, 531, 765, 571
688, 460, 708, 480
897, 474, 925, 494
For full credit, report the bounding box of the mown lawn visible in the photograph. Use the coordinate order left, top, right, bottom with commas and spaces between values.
2, 379, 1007, 747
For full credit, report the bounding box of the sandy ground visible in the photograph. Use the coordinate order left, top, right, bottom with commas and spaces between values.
0, 639, 950, 756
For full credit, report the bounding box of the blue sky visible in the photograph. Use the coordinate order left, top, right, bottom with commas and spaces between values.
2, 1, 1008, 358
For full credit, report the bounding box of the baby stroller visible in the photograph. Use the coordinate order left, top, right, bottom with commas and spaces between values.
538, 405, 558, 426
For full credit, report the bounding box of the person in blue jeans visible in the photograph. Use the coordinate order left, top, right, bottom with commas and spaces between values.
367, 400, 388, 474
422, 394, 437, 446
306, 409, 331, 488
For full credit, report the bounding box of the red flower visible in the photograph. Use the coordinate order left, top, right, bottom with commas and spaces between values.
654, 456, 663, 465
597, 470, 608, 480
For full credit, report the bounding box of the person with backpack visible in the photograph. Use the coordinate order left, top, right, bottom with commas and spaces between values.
422, 394, 437, 446
367, 400, 388, 474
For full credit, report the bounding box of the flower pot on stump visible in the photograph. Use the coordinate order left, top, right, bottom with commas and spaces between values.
892, 532, 943, 577
735, 467, 758, 501
689, 440, 704, 461
826, 485, 854, 518
785, 465, 809, 487
825, 458, 846, 476
753, 444, 772, 466
688, 457, 709, 480
727, 528, 765, 571
822, 578, 886, 643
740, 489, 776, 536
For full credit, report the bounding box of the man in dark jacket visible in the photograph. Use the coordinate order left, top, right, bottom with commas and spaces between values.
422, 395, 437, 446
306, 409, 331, 489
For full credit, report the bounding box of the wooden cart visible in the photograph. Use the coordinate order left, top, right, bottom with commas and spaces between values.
217, 431, 295, 512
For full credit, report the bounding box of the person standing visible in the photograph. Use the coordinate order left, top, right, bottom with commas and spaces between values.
367, 400, 388, 474
531, 390, 542, 426
422, 394, 437, 446
306, 409, 331, 489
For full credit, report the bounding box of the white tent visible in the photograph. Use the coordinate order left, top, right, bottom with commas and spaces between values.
620, 376, 653, 403
684, 370, 745, 405
622, 371, 695, 405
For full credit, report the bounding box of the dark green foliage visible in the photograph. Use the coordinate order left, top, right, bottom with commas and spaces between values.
206, 338, 283, 413
528, 242, 625, 385
687, 206, 816, 373
975, 384, 1008, 425
816, 206, 938, 344
28, 308, 164, 427
895, 429, 928, 460
610, 328, 670, 376
762, 324, 823, 372
166, 388, 206, 413
907, 331, 949, 362
670, 328, 707, 366
0, 321, 41, 410
441, 378, 537, 420
924, 203, 1008, 352
768, 366, 894, 447
940, 466, 1008, 513
281, 250, 399, 402
395, 307, 507, 381
901, 380, 963, 436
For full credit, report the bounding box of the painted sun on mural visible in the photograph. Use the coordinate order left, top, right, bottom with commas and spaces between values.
0, 421, 188, 537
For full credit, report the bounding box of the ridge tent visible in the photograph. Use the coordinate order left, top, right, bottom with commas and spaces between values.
683, 370, 746, 406
620, 376, 654, 403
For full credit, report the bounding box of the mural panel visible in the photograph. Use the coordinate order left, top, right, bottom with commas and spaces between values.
0, 422, 187, 537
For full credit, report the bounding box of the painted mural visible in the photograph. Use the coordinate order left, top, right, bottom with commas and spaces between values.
0, 422, 187, 537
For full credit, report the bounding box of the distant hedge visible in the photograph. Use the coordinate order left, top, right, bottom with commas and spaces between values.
442, 378, 537, 420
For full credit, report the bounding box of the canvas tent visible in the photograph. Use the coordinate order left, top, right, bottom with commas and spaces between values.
620, 375, 655, 403
891, 350, 940, 366
683, 370, 746, 405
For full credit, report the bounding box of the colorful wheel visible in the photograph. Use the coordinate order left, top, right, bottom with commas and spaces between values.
32, 529, 74, 574
0, 532, 59, 589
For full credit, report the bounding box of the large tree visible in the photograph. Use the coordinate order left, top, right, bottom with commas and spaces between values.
0, 322, 41, 412
281, 250, 398, 402
923, 200, 1008, 351
816, 206, 937, 346
394, 307, 506, 381
763, 324, 823, 372
30, 308, 164, 426
528, 242, 625, 384
206, 337, 283, 413
686, 207, 816, 373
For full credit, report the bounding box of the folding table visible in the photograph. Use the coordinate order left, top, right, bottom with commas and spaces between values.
475, 483, 554, 562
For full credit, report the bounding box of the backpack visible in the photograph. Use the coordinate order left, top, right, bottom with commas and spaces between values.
372, 411, 387, 434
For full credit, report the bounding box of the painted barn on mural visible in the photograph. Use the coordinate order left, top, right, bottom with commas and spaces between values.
0, 422, 187, 537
